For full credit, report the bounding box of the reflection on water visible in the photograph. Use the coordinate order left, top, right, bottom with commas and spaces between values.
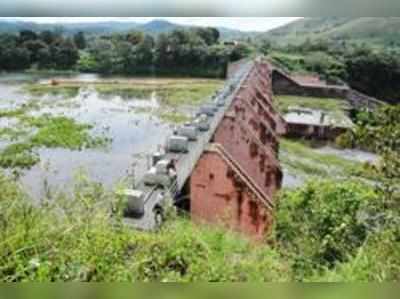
0, 72, 174, 199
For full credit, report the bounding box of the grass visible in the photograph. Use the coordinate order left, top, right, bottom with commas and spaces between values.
0, 127, 30, 141
158, 111, 191, 124
0, 169, 397, 282
0, 171, 289, 282
23, 84, 80, 98
95, 85, 153, 99
0, 143, 39, 169
0, 109, 25, 119
96, 80, 222, 107
275, 95, 350, 113
280, 138, 373, 180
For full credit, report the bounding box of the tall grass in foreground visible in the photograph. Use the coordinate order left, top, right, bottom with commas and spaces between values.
0, 172, 288, 282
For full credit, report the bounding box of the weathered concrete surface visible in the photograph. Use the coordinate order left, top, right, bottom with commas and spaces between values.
191, 149, 273, 241
283, 107, 353, 140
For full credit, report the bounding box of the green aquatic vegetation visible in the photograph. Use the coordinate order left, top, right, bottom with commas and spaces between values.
158, 111, 191, 124
29, 116, 107, 150
0, 142, 38, 169
0, 108, 26, 118
95, 85, 153, 99
95, 80, 222, 107
24, 84, 80, 98
0, 127, 30, 141
157, 84, 221, 107
0, 101, 42, 120
280, 139, 371, 179
0, 115, 110, 169
23, 79, 222, 108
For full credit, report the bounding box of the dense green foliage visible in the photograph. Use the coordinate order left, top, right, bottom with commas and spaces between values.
337, 105, 400, 204
81, 28, 250, 77
276, 180, 378, 278
269, 51, 346, 84
0, 113, 108, 169
0, 30, 80, 71
345, 48, 400, 102
275, 178, 400, 282
265, 17, 400, 47
266, 40, 400, 102
0, 27, 252, 78
1, 170, 398, 281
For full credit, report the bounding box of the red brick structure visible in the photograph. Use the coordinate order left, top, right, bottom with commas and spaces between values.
190, 60, 286, 241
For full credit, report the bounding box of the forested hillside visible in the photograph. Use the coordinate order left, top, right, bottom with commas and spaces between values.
265, 17, 400, 46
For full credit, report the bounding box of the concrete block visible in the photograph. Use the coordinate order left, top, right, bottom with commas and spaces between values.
194, 114, 210, 131
143, 167, 172, 187
199, 104, 216, 116
120, 189, 145, 217
155, 159, 169, 174
216, 97, 225, 107
167, 135, 189, 153
152, 152, 164, 166
177, 125, 198, 141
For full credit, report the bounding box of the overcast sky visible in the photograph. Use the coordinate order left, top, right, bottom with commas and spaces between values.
0, 17, 301, 32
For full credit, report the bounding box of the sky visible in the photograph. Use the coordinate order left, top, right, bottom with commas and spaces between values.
0, 17, 302, 32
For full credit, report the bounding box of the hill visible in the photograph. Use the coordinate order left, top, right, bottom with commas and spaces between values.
265, 17, 400, 46
0, 19, 251, 40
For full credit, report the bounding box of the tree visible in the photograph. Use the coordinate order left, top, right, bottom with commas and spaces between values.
89, 39, 118, 74
114, 41, 133, 73
126, 31, 144, 45
19, 30, 38, 44
230, 43, 252, 61
260, 39, 272, 55
51, 38, 79, 69
351, 106, 400, 207
37, 46, 53, 69
196, 27, 220, 45
40, 30, 56, 45
154, 33, 172, 68
74, 31, 86, 50
1, 46, 31, 70
136, 35, 155, 67
23, 40, 47, 63
345, 47, 400, 103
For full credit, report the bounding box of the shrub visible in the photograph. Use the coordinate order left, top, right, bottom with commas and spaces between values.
275, 179, 379, 279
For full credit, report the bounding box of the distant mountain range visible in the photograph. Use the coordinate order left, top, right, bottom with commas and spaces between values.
264, 17, 400, 45
2, 18, 400, 46
0, 19, 256, 40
